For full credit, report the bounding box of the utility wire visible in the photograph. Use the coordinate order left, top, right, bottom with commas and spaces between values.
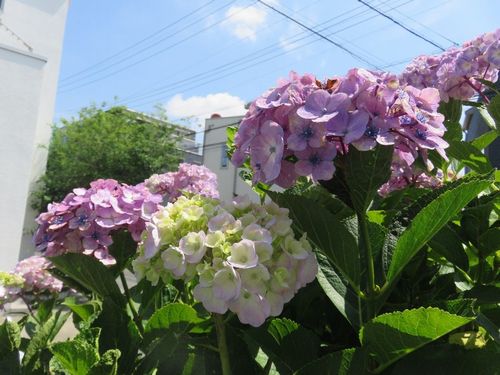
120, 0, 412, 109
357, 0, 446, 51
59, 0, 218, 83
256, 0, 382, 70
59, 0, 244, 91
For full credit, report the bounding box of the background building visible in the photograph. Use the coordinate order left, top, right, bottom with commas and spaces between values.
122, 108, 203, 165
0, 0, 70, 270
203, 114, 262, 202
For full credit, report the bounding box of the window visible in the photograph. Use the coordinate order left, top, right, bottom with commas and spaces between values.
220, 144, 228, 168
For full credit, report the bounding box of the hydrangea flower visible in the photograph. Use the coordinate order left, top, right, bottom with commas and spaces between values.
144, 163, 219, 202
34, 179, 162, 264
0, 256, 64, 309
401, 28, 500, 102
133, 195, 317, 327
232, 69, 448, 189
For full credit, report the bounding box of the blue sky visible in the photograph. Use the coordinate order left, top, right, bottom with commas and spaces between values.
55, 0, 500, 134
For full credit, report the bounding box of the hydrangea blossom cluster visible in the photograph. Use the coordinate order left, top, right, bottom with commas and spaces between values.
0, 256, 63, 308
0, 272, 24, 308
34, 179, 162, 265
231, 70, 448, 188
144, 163, 219, 202
14, 255, 63, 295
401, 29, 500, 102
132, 194, 317, 327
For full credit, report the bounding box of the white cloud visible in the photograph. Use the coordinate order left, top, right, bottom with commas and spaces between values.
222, 5, 267, 41
165, 92, 246, 124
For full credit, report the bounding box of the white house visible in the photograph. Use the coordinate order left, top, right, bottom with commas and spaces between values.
0, 0, 70, 271
202, 114, 262, 202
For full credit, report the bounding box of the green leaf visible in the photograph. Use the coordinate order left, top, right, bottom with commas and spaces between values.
145, 302, 202, 339
464, 285, 500, 304
295, 348, 368, 375
471, 130, 498, 150
337, 145, 394, 213
476, 78, 500, 95
245, 318, 320, 375
447, 140, 493, 173
89, 349, 121, 375
487, 94, 500, 125
315, 252, 362, 329
389, 342, 500, 375
92, 298, 140, 374
386, 173, 493, 283
22, 311, 69, 373
36, 299, 55, 324
301, 185, 354, 220
0, 320, 21, 374
478, 227, 500, 256
49, 253, 125, 307
63, 298, 102, 324
0, 320, 20, 354
443, 120, 463, 143
108, 231, 137, 275
478, 106, 496, 130
429, 224, 468, 270
360, 307, 472, 373
439, 98, 462, 123
476, 313, 500, 344
139, 303, 203, 373
268, 192, 360, 289
51, 339, 100, 375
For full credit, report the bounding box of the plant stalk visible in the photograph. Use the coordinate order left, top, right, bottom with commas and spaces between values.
213, 313, 231, 375
119, 272, 144, 336
358, 212, 377, 320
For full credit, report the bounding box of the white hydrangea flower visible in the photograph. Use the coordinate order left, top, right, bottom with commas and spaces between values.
179, 231, 207, 263
227, 240, 259, 269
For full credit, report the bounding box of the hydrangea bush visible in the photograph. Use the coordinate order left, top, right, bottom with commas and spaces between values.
1, 31, 499, 375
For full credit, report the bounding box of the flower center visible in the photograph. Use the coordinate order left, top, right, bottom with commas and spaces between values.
364, 125, 379, 138
415, 129, 427, 140
308, 154, 321, 166
269, 146, 276, 154
300, 126, 314, 139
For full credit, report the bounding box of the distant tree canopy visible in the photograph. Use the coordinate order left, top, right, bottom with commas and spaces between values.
32, 105, 183, 212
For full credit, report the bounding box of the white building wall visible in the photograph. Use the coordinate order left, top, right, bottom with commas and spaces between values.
203, 115, 260, 203
0, 0, 70, 269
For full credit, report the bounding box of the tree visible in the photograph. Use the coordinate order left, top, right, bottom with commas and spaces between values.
32, 105, 183, 212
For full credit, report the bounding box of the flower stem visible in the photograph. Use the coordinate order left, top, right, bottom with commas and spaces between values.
119, 272, 144, 336
357, 212, 377, 320
213, 313, 231, 375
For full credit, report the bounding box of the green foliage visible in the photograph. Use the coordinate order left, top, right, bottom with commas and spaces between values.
49, 253, 125, 307
0, 320, 21, 374
386, 172, 493, 283
245, 318, 320, 374
32, 105, 183, 212
360, 307, 472, 373
269, 192, 360, 290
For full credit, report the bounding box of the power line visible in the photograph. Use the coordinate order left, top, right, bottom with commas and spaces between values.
119, 0, 406, 108
119, 0, 413, 109
59, 0, 218, 83
357, 0, 446, 51
390, 3, 458, 46
58, 0, 245, 92
256, 0, 382, 70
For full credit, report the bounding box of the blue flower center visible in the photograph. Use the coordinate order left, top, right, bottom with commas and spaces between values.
364, 125, 379, 138
91, 231, 100, 240
309, 154, 321, 166
300, 126, 314, 139
416, 112, 428, 123
53, 215, 65, 224
399, 115, 414, 126
77, 214, 89, 225
322, 107, 328, 114
415, 129, 427, 140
